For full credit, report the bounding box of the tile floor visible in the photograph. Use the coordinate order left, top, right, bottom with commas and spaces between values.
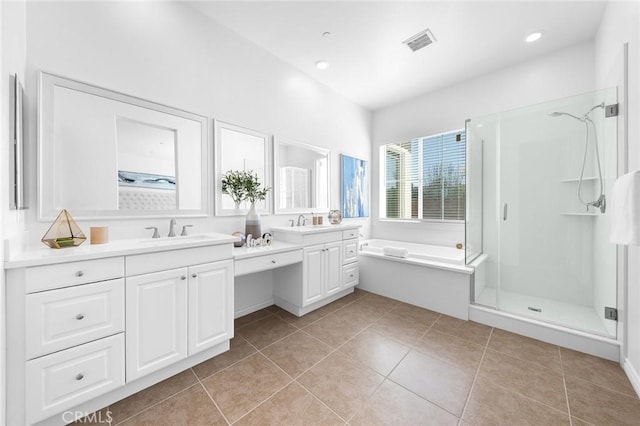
81, 289, 640, 425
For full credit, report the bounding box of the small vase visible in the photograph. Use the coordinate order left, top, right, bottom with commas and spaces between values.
245, 203, 261, 239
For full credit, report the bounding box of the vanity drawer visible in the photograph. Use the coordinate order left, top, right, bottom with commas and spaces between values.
343, 240, 358, 264
25, 279, 125, 360
342, 229, 359, 240
25, 334, 125, 425
235, 249, 303, 276
127, 245, 232, 276
25, 257, 124, 293
343, 263, 359, 288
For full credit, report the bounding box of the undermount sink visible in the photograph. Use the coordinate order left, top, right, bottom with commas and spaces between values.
135, 233, 224, 245
271, 223, 355, 234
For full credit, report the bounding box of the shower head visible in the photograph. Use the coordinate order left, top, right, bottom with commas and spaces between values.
549, 111, 584, 121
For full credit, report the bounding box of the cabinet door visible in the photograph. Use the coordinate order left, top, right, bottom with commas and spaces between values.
303, 245, 325, 306
188, 260, 234, 356
325, 242, 343, 295
126, 268, 188, 381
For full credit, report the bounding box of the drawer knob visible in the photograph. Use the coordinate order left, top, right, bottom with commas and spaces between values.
350, 274, 354, 278
271, 260, 276, 264
75, 373, 84, 381
75, 313, 85, 320
75, 271, 84, 277
191, 273, 197, 278
181, 276, 187, 280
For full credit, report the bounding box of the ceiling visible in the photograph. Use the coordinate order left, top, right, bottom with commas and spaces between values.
190, 1, 607, 111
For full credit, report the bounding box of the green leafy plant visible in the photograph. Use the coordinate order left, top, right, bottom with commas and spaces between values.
221, 170, 270, 206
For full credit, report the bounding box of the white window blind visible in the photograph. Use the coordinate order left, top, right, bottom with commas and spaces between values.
382, 130, 465, 221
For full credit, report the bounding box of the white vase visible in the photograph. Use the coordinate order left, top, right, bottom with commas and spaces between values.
245, 203, 261, 239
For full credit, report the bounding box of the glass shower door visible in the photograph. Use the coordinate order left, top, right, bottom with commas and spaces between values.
495, 88, 617, 338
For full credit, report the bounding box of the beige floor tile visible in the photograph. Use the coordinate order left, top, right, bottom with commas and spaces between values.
110, 369, 198, 424
235, 382, 343, 426
478, 349, 568, 411
389, 350, 474, 416
463, 377, 570, 426
350, 379, 459, 426
303, 313, 367, 348
414, 329, 485, 374
262, 331, 332, 377
488, 328, 562, 372
338, 329, 410, 376
237, 315, 298, 349
275, 307, 331, 328
192, 336, 256, 380
235, 308, 273, 329
202, 353, 291, 423
369, 311, 432, 345
561, 348, 637, 397
570, 417, 596, 426
354, 292, 401, 312
297, 352, 385, 419
119, 384, 225, 426
390, 303, 441, 325
565, 376, 640, 426
431, 315, 492, 347
334, 300, 385, 324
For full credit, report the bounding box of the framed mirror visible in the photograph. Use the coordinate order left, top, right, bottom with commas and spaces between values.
38, 72, 210, 220
215, 121, 271, 215
274, 138, 330, 214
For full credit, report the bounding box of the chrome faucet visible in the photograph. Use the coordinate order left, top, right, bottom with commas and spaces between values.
168, 218, 177, 237
297, 214, 306, 226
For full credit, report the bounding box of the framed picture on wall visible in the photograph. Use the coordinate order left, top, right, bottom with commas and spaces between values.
341, 154, 369, 218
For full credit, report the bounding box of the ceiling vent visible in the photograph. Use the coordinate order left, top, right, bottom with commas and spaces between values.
403, 28, 437, 52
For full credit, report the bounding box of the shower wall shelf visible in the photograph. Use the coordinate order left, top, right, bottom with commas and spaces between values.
560, 177, 599, 183
560, 212, 599, 216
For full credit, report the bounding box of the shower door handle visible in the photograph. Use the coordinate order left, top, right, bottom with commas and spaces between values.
503, 203, 508, 221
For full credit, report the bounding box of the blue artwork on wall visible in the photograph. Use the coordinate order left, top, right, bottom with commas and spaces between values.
341, 154, 369, 218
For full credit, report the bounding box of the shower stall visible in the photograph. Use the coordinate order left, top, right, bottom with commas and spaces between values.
466, 88, 618, 340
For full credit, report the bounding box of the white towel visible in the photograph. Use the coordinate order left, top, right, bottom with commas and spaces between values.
610, 170, 640, 245
383, 246, 409, 258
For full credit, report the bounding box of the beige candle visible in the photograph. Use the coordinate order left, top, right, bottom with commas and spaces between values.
90, 226, 109, 244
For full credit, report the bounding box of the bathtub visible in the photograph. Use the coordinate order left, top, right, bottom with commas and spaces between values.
358, 239, 484, 320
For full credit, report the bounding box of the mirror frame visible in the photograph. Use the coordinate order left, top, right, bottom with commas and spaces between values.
214, 120, 272, 216
274, 137, 331, 215
38, 72, 211, 220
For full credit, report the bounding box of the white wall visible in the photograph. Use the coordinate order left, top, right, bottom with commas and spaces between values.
594, 0, 640, 392
17, 1, 371, 244
1, 0, 28, 422
372, 42, 595, 246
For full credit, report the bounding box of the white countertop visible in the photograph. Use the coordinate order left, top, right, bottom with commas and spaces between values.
233, 241, 302, 260
4, 233, 238, 269
271, 223, 361, 235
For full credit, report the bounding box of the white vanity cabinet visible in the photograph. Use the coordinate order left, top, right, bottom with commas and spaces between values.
5, 235, 235, 426
272, 225, 360, 316
126, 259, 233, 381
303, 241, 342, 305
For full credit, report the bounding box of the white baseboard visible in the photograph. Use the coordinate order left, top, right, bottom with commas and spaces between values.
623, 358, 640, 398
234, 298, 274, 318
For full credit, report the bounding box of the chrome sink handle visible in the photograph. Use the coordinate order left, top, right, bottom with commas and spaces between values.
181, 225, 193, 236
145, 227, 160, 239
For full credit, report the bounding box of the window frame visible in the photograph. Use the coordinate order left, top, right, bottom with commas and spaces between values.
379, 128, 466, 223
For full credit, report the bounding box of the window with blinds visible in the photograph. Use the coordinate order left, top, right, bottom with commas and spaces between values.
382, 129, 465, 221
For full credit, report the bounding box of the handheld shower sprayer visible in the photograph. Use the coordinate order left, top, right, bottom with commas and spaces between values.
549, 102, 606, 213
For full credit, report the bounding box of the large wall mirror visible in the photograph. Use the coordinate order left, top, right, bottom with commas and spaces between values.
38, 72, 209, 220
215, 121, 271, 215
274, 138, 330, 214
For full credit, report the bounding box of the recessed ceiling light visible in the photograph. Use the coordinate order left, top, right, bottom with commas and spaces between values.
525, 32, 542, 43
315, 60, 329, 70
